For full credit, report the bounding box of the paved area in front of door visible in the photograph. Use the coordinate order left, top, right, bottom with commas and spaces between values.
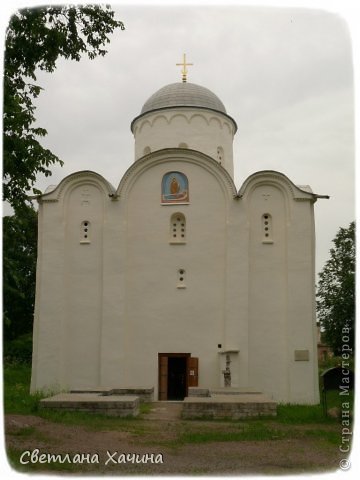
145, 401, 183, 421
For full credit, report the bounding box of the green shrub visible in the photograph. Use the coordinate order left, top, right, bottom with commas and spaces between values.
318, 355, 354, 374
3, 333, 33, 364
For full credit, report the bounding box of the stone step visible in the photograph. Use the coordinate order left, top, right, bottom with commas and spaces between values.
210, 388, 263, 395
40, 393, 139, 417
145, 402, 183, 421
182, 393, 277, 419
188, 387, 264, 397
70, 387, 154, 402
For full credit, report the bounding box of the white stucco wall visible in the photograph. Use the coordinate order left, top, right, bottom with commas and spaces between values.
132, 109, 236, 178
110, 150, 237, 396
247, 183, 289, 401
239, 172, 320, 403
31, 173, 114, 392
31, 154, 319, 404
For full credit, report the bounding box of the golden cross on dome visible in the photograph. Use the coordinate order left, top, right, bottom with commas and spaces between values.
176, 53, 193, 83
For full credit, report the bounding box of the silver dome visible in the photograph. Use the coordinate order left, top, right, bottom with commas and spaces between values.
140, 82, 227, 115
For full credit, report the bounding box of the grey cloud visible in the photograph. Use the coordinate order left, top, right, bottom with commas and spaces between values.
28, 5, 354, 275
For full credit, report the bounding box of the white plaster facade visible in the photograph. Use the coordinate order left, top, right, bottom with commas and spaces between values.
132, 109, 235, 177
31, 81, 323, 404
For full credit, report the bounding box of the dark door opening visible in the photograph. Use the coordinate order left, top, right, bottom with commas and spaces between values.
167, 356, 187, 400
158, 353, 198, 401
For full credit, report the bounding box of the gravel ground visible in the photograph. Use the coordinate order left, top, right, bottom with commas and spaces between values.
5, 408, 343, 475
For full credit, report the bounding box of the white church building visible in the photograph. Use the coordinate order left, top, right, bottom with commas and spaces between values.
31, 60, 325, 404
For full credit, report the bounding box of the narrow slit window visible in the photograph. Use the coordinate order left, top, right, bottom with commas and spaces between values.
177, 268, 186, 288
80, 220, 91, 243
262, 214, 273, 243
217, 146, 224, 165
170, 213, 186, 244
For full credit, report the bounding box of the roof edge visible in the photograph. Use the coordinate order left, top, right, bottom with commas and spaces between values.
131, 105, 238, 133
32, 170, 116, 202
237, 170, 329, 202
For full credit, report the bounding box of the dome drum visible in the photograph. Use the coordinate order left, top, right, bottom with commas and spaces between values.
132, 82, 237, 178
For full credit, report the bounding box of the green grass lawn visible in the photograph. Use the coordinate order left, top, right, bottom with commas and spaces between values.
4, 361, 353, 474
4, 361, 353, 422
4, 362, 44, 415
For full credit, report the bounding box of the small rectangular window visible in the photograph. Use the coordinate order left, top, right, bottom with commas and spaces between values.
170, 213, 186, 244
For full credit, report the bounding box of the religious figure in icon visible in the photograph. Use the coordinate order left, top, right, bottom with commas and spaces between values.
161, 172, 189, 203
170, 177, 180, 195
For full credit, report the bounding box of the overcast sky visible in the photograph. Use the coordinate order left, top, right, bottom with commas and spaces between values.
3, 2, 355, 275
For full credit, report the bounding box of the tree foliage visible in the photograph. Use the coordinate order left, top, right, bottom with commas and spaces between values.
3, 206, 38, 342
3, 5, 124, 211
317, 221, 355, 356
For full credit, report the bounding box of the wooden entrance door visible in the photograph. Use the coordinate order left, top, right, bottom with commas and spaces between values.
158, 353, 199, 400
158, 355, 168, 401
188, 356, 199, 387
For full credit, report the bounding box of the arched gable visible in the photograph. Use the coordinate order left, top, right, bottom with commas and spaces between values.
238, 170, 316, 202
116, 148, 237, 201
37, 171, 115, 203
